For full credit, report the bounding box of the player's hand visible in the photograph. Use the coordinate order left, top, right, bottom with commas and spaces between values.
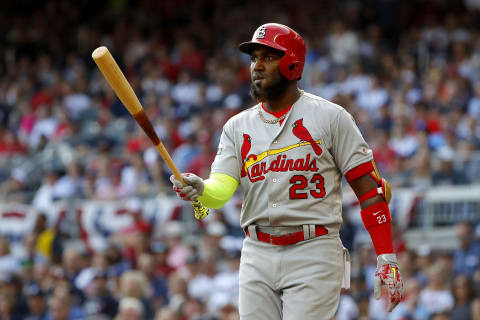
374, 253, 405, 312
170, 173, 204, 201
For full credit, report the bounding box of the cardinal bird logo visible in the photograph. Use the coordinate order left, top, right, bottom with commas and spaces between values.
241, 134, 257, 177
292, 118, 322, 155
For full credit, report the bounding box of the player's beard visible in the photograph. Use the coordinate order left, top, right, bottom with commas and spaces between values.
250, 74, 290, 102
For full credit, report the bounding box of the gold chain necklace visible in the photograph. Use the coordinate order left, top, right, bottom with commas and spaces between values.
257, 90, 303, 124
257, 105, 288, 124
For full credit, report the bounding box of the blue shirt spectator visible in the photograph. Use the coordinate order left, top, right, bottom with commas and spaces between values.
453, 222, 480, 277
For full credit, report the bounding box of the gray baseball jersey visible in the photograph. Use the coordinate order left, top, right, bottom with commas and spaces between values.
211, 92, 373, 230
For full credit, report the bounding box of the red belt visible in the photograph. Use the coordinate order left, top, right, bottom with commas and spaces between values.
245, 225, 328, 246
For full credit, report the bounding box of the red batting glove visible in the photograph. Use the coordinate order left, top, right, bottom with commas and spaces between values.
374, 254, 405, 312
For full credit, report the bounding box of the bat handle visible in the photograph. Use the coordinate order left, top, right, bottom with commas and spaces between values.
154, 143, 210, 220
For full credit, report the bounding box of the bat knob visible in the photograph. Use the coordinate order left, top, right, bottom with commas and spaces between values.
192, 200, 209, 219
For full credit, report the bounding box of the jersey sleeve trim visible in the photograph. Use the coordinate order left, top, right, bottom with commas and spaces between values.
344, 160, 375, 182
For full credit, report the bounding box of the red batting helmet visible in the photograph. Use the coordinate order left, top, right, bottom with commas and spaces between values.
239, 23, 306, 80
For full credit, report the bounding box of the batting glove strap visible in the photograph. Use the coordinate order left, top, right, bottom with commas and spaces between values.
170, 173, 205, 201
374, 254, 405, 313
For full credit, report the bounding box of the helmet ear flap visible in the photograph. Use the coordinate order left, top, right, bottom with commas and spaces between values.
279, 57, 300, 80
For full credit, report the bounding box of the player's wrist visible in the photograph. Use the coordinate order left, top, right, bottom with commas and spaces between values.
377, 253, 398, 266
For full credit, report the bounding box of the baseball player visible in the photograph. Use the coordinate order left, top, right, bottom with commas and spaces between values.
170, 23, 404, 319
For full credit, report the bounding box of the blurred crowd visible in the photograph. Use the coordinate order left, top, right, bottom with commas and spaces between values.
337, 222, 480, 320
1, 0, 480, 319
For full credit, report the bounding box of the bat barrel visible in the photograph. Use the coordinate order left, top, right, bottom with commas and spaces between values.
92, 47, 143, 115
92, 46, 208, 219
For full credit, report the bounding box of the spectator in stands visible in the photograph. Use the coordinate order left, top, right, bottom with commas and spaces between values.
356, 76, 390, 116
429, 312, 451, 320
154, 307, 181, 320
475, 268, 480, 298
187, 253, 218, 311
62, 248, 85, 286
0, 129, 27, 155
200, 221, 227, 260
75, 252, 108, 291
371, 130, 397, 178
137, 253, 169, 311
17, 232, 46, 266
473, 297, 480, 320
1, 274, 28, 318
180, 297, 209, 319
210, 249, 240, 313
418, 263, 454, 314
164, 221, 190, 270
105, 244, 130, 277
407, 133, 433, 189
0, 237, 20, 275
336, 291, 359, 320
32, 169, 62, 212
82, 270, 118, 319
114, 297, 144, 320
453, 222, 480, 277
352, 291, 370, 320
0, 168, 27, 203
415, 245, 433, 287
119, 270, 153, 319
151, 242, 175, 279
388, 278, 430, 320
166, 273, 189, 313
327, 20, 359, 67
120, 152, 153, 197
468, 82, 480, 119
450, 274, 476, 320
24, 283, 48, 320
397, 250, 416, 280
357, 245, 377, 291
431, 146, 469, 185
47, 294, 85, 320
34, 214, 62, 264
53, 162, 84, 200
0, 291, 23, 320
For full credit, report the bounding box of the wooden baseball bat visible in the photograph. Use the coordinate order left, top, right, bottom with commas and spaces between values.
92, 46, 209, 219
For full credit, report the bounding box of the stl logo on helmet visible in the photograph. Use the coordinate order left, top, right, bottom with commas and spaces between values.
256, 26, 267, 39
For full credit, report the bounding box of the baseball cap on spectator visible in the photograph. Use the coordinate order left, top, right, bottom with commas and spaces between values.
206, 222, 226, 237
118, 297, 143, 315
224, 93, 242, 110
126, 197, 142, 214
50, 266, 67, 280
151, 241, 168, 254
436, 146, 455, 162
416, 244, 432, 257
108, 265, 126, 278
24, 283, 45, 297
11, 168, 26, 183
164, 221, 183, 237
2, 273, 20, 285
186, 252, 201, 264
93, 269, 108, 279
